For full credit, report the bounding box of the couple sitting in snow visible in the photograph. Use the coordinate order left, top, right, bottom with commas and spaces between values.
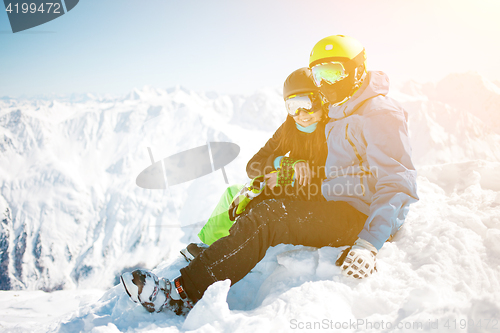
121, 35, 419, 315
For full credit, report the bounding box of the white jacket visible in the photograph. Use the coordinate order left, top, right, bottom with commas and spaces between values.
322, 71, 419, 250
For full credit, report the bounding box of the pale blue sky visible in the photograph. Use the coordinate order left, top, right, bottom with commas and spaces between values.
1, 0, 499, 97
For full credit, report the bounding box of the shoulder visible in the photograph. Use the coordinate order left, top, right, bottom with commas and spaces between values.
359, 95, 408, 122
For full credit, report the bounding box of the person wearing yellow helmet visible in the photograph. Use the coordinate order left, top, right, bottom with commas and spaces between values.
308, 35, 419, 281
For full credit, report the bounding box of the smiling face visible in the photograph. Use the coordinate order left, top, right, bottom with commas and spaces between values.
292, 108, 324, 127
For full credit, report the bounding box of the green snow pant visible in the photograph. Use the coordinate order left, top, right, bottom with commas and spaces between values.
197, 184, 244, 245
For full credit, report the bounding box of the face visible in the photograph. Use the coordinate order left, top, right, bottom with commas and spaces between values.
292, 108, 324, 127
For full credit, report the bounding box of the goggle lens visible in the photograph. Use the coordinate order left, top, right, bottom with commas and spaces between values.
311, 62, 348, 87
285, 93, 322, 116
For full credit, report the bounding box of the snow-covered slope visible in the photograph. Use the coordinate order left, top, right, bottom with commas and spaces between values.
48, 165, 500, 332
393, 76, 500, 166
1, 72, 500, 332
435, 72, 500, 133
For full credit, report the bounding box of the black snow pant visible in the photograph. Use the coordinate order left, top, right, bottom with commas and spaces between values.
179, 198, 367, 303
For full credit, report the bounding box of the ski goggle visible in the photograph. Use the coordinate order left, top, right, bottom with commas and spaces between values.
311, 62, 348, 87
285, 92, 323, 117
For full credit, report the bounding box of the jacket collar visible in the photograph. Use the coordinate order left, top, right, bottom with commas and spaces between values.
328, 71, 390, 120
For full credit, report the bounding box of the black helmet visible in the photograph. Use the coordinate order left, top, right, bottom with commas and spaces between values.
283, 67, 319, 100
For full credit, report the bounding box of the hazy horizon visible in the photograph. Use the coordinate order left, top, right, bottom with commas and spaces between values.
1, 0, 500, 98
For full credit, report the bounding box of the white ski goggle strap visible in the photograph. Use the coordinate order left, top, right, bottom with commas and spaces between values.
285, 93, 321, 116
311, 62, 348, 87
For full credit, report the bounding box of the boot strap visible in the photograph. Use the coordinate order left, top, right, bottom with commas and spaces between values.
174, 277, 188, 300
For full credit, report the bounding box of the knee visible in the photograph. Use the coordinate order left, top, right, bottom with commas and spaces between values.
248, 198, 286, 216
229, 199, 287, 246
236, 198, 280, 222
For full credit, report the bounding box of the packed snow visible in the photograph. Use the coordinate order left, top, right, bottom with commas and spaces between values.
1, 73, 500, 332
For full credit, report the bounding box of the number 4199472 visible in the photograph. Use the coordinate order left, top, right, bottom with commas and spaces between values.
444, 319, 498, 330
5, 2, 62, 14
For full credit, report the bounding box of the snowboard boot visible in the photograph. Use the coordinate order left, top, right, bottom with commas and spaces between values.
180, 242, 209, 262
120, 269, 193, 315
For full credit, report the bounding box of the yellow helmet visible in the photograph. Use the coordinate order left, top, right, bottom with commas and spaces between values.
309, 35, 367, 105
309, 35, 366, 69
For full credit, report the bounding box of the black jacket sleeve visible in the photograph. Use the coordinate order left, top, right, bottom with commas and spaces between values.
246, 122, 288, 179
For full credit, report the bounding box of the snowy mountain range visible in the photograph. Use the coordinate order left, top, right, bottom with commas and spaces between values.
0, 84, 289, 292
1, 72, 500, 332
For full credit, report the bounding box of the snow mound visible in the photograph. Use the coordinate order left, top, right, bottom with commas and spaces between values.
48, 159, 500, 332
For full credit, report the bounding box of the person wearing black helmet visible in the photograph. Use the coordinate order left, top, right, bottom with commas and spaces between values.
245, 66, 328, 202
193, 67, 330, 248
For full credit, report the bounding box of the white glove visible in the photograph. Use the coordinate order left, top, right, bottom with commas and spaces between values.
336, 238, 377, 279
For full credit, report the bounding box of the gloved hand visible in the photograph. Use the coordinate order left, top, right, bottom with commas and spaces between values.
335, 238, 377, 279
